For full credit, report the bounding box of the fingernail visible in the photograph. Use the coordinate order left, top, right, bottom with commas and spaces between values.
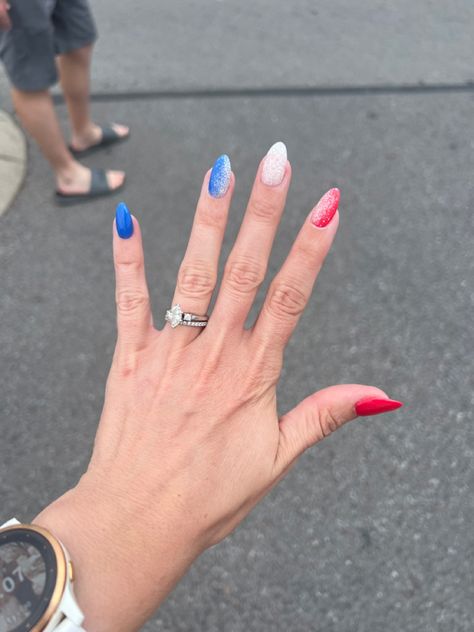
261, 141, 287, 186
310, 188, 340, 228
116, 201, 134, 239
355, 397, 404, 416
208, 154, 231, 198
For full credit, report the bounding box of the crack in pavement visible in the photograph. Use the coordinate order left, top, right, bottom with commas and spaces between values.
50, 81, 474, 104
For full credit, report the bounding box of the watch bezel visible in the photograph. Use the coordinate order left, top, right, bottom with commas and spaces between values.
0, 523, 67, 632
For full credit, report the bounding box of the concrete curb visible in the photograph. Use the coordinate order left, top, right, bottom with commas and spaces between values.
0, 109, 27, 217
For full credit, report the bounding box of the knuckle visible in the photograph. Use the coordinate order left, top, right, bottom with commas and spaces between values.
177, 262, 216, 298
317, 408, 340, 440
116, 289, 150, 315
295, 241, 317, 267
196, 205, 226, 230
299, 405, 339, 451
116, 260, 144, 275
293, 235, 324, 268
249, 197, 278, 222
267, 282, 307, 319
225, 258, 265, 295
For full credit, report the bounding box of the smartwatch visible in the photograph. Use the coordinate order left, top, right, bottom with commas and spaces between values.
0, 519, 85, 632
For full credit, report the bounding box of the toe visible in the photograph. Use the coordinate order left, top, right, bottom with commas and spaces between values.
112, 123, 130, 139
107, 170, 126, 190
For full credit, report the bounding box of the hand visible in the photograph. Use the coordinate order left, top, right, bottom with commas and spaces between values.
34, 144, 402, 631
0, 1, 11, 30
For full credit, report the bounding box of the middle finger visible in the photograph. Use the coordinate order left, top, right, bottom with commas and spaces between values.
210, 142, 291, 331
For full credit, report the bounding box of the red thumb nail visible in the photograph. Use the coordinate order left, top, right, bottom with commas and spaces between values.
355, 397, 403, 416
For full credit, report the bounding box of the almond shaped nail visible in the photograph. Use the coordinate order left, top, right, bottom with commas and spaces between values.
355, 397, 404, 416
116, 201, 134, 239
310, 188, 340, 228
261, 141, 287, 186
209, 154, 231, 198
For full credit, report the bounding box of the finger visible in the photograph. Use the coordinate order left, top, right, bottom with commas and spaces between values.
252, 188, 340, 354
275, 384, 403, 473
210, 142, 290, 330
163, 155, 234, 346
113, 202, 153, 351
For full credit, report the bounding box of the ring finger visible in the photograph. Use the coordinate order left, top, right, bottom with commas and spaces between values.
163, 154, 234, 347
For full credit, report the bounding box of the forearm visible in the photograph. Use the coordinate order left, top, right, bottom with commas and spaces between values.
32, 480, 201, 631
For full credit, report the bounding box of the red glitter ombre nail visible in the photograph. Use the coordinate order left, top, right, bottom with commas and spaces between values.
355, 397, 404, 416
310, 188, 340, 228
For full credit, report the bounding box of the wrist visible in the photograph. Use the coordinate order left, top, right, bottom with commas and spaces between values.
33, 476, 201, 631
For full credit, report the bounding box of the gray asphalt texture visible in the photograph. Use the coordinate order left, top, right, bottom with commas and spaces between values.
1, 2, 474, 631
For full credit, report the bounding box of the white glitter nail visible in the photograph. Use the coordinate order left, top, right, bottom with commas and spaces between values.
261, 141, 287, 186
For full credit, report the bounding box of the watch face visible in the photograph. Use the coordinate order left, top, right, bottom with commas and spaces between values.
0, 528, 60, 632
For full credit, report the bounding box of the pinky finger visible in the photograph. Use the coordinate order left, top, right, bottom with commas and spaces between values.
275, 384, 403, 474
113, 202, 153, 350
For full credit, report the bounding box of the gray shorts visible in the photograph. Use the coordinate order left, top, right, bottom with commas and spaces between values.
0, 0, 97, 91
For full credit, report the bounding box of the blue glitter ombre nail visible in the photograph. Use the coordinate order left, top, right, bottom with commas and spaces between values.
208, 154, 231, 198
116, 201, 134, 239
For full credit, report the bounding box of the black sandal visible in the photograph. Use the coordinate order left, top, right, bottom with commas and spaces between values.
55, 168, 125, 206
69, 125, 130, 158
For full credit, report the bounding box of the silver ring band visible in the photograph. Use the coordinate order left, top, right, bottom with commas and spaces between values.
165, 304, 209, 329
178, 320, 208, 328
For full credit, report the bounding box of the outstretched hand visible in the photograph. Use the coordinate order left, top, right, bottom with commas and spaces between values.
35, 143, 402, 631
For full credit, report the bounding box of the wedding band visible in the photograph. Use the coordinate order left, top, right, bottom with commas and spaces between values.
165, 304, 209, 328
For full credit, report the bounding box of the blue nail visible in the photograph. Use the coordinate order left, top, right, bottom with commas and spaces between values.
116, 202, 134, 239
208, 154, 231, 198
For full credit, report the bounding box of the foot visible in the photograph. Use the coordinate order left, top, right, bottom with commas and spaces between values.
56, 161, 125, 195
70, 122, 129, 153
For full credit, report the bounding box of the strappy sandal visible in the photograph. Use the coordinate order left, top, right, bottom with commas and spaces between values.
55, 168, 125, 206
69, 125, 130, 158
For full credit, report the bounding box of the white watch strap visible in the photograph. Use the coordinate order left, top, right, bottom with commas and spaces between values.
0, 518, 20, 528
54, 619, 86, 632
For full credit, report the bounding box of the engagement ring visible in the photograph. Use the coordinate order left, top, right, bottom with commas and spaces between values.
165, 304, 209, 328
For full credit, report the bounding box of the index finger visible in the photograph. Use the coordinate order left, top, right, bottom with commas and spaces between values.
252, 188, 340, 353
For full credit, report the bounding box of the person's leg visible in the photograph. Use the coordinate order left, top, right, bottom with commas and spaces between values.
11, 86, 124, 194
57, 43, 128, 151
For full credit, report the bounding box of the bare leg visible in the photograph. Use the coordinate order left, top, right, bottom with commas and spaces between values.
57, 44, 128, 150
11, 87, 124, 194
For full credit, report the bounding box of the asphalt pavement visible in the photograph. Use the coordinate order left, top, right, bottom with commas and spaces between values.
1, 2, 473, 631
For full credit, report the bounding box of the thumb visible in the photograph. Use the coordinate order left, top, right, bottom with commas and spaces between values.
275, 384, 403, 473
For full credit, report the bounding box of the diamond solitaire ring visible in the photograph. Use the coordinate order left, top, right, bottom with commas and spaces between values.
165, 304, 209, 329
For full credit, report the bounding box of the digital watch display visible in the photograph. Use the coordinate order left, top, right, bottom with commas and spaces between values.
0, 526, 67, 632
